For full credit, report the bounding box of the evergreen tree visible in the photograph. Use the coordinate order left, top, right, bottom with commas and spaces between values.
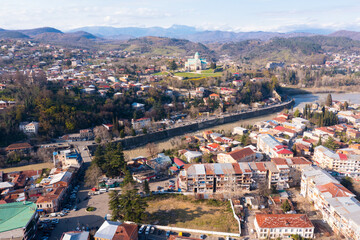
317, 136, 322, 146
325, 93, 333, 106
120, 129, 125, 138
109, 189, 148, 222
281, 200, 291, 213
143, 180, 150, 195
123, 167, 134, 186
344, 101, 349, 110
168, 60, 177, 71
131, 128, 136, 136
294, 109, 300, 117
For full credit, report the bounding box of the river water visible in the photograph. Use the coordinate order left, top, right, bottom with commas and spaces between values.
293, 92, 360, 109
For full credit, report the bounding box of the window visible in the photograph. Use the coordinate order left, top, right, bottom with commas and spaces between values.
270, 229, 274, 232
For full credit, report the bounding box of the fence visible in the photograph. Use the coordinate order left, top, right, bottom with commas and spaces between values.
154, 225, 241, 237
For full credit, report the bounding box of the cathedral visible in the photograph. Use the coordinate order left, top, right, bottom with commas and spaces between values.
185, 52, 207, 71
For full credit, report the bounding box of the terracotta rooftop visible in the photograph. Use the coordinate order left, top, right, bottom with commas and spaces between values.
317, 182, 353, 198
228, 148, 255, 161
5, 143, 32, 151
255, 214, 313, 228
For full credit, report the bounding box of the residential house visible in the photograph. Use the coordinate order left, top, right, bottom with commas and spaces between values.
184, 151, 203, 163
61, 231, 90, 240
36, 186, 66, 213
94, 221, 138, 240
132, 118, 151, 131
19, 121, 39, 135
217, 147, 256, 163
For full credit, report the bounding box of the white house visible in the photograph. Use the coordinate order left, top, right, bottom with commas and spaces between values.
19, 121, 39, 135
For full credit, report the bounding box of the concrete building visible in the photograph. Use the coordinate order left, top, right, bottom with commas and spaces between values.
314, 145, 360, 179
257, 134, 293, 158
53, 149, 83, 169
301, 166, 360, 239
254, 214, 314, 239
0, 201, 39, 240
179, 163, 253, 193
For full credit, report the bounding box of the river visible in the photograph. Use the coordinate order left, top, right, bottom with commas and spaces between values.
293, 92, 360, 109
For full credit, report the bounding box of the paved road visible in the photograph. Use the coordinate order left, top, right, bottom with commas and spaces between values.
48, 187, 110, 240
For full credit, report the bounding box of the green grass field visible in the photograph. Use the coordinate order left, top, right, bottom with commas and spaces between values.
174, 71, 222, 78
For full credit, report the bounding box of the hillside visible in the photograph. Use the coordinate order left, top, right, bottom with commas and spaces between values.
0, 31, 29, 39
211, 36, 360, 64
18, 27, 63, 36
328, 30, 360, 41
118, 36, 214, 57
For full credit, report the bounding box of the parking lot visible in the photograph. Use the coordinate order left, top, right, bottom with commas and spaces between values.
42, 186, 110, 240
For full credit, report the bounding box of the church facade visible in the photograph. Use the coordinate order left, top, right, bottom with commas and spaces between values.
185, 52, 207, 71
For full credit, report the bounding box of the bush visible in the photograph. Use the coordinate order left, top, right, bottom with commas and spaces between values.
86, 206, 96, 212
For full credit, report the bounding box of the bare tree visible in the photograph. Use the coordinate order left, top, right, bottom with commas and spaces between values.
94, 126, 112, 142
146, 143, 159, 159
85, 163, 103, 187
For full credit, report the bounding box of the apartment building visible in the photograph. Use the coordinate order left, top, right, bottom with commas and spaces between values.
272, 157, 312, 186
257, 134, 293, 158
179, 163, 253, 193
178, 161, 294, 193
314, 145, 360, 179
254, 214, 314, 239
301, 166, 360, 240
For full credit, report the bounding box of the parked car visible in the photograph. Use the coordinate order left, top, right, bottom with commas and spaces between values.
150, 226, 155, 234
138, 225, 146, 234
166, 231, 171, 238
145, 225, 151, 235
200, 235, 206, 239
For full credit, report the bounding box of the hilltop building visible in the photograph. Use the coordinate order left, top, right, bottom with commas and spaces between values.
185, 52, 207, 71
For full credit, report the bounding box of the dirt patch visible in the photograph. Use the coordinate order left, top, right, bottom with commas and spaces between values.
144, 195, 238, 233
1, 162, 53, 173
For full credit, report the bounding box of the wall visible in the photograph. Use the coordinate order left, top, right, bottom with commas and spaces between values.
91, 99, 294, 151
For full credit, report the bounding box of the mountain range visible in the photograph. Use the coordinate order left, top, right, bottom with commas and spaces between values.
2, 25, 360, 44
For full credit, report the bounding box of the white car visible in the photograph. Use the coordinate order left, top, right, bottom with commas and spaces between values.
138, 225, 146, 234
145, 225, 151, 235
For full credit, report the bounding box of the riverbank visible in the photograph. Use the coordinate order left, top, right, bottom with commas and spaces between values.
282, 86, 360, 95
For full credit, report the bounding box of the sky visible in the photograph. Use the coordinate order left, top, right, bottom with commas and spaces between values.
1, 0, 360, 32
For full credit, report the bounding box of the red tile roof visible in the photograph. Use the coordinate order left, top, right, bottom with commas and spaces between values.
5, 143, 32, 151
228, 148, 255, 161
317, 182, 353, 198
255, 214, 313, 228
277, 149, 293, 155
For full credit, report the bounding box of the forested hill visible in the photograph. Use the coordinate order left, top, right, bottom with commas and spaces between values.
118, 36, 214, 57
211, 36, 360, 64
